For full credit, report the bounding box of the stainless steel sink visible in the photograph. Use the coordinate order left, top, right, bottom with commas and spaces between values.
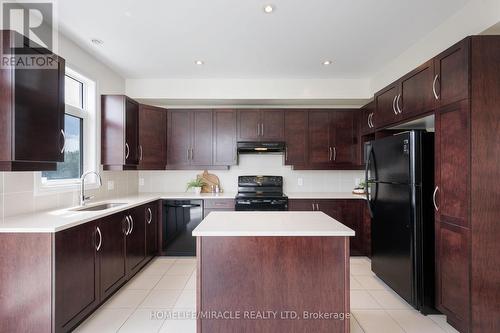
72, 203, 127, 212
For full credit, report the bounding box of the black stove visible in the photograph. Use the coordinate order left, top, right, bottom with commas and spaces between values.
235, 176, 288, 211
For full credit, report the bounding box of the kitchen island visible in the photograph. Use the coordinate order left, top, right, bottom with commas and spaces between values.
192, 211, 354, 333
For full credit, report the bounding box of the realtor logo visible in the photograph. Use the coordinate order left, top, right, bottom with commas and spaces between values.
2, 1, 53, 50
0, 0, 58, 68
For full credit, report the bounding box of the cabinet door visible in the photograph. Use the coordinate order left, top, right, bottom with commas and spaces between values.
138, 104, 167, 170
435, 100, 469, 228
339, 200, 364, 256
360, 102, 375, 134
308, 110, 332, 166
191, 110, 213, 166
284, 110, 308, 166
126, 207, 146, 275
317, 200, 342, 220
167, 110, 191, 167
436, 221, 470, 331
213, 110, 237, 166
125, 98, 139, 165
14, 55, 65, 163
400, 60, 435, 118
288, 199, 315, 211
261, 109, 284, 141
238, 109, 261, 141
54, 221, 98, 332
434, 38, 469, 108
146, 204, 159, 257
331, 110, 356, 165
375, 84, 399, 128
98, 213, 127, 301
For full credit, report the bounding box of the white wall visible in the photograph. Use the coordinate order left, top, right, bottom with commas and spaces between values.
370, 0, 500, 92
139, 154, 364, 194
0, 32, 130, 223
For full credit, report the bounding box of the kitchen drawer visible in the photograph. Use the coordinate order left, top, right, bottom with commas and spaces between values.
204, 199, 235, 209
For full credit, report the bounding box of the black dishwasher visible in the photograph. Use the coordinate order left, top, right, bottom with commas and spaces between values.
162, 200, 203, 256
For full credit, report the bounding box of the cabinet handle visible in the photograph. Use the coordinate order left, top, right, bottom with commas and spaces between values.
396, 94, 402, 114
369, 113, 374, 128
139, 145, 143, 161
257, 123, 260, 136
60, 129, 66, 153
333, 147, 337, 161
96, 227, 102, 251
311, 203, 315, 211
316, 203, 320, 211
125, 143, 130, 159
329, 147, 333, 161
147, 208, 152, 224
367, 113, 371, 128
129, 215, 134, 234
432, 74, 439, 100
285, 146, 288, 161
187, 148, 190, 161
123, 216, 129, 235
433, 186, 439, 211
261, 123, 264, 137
190, 148, 194, 161
392, 95, 398, 115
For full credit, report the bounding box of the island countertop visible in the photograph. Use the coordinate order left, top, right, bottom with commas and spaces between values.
192, 211, 355, 237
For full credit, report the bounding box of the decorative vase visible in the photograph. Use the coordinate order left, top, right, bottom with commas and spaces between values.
194, 187, 202, 194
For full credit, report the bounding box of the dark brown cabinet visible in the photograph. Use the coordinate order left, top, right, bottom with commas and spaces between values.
237, 109, 284, 141
54, 221, 99, 332
399, 60, 435, 118
203, 199, 235, 218
213, 110, 238, 166
288, 199, 368, 256
126, 206, 146, 276
330, 111, 357, 166
284, 110, 308, 166
374, 83, 399, 128
0, 30, 66, 171
308, 110, 332, 167
167, 110, 216, 168
434, 38, 469, 108
138, 104, 167, 170
101, 95, 140, 170
145, 203, 159, 257
98, 214, 127, 301
360, 101, 376, 134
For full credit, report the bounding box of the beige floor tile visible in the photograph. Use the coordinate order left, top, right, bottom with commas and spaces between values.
125, 274, 163, 290
350, 290, 381, 309
428, 315, 460, 333
175, 258, 197, 265
143, 259, 176, 275
367, 289, 412, 309
103, 289, 150, 309
140, 290, 182, 308
387, 310, 446, 333
154, 274, 190, 290
184, 274, 196, 290
74, 308, 134, 333
173, 290, 196, 310
355, 275, 387, 290
350, 256, 371, 265
350, 275, 363, 290
159, 317, 196, 333
350, 263, 375, 276
353, 310, 404, 333
118, 308, 168, 333
350, 315, 366, 333
165, 263, 196, 276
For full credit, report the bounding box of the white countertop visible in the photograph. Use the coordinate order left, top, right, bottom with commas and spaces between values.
192, 211, 355, 237
286, 192, 365, 199
0, 191, 361, 233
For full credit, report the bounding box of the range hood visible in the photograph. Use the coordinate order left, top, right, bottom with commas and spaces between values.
237, 141, 285, 154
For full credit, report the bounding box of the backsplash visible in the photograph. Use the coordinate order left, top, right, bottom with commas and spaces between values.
0, 170, 139, 222
139, 154, 364, 194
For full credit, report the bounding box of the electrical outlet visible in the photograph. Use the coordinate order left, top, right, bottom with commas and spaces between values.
107, 180, 114, 191
139, 178, 145, 186
297, 177, 303, 186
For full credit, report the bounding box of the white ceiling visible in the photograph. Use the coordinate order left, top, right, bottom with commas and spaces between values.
56, 0, 469, 79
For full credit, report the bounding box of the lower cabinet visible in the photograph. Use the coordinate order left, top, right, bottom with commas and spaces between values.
126, 206, 147, 276
146, 203, 159, 257
203, 199, 235, 218
288, 199, 369, 256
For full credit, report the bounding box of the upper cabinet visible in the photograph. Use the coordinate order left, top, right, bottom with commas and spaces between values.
284, 110, 308, 166
213, 109, 238, 166
0, 30, 65, 171
433, 38, 469, 108
101, 95, 140, 170
399, 60, 435, 118
237, 109, 284, 142
138, 104, 167, 170
374, 83, 399, 129
360, 101, 376, 135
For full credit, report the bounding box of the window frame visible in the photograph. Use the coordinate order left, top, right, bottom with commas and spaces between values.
35, 66, 99, 195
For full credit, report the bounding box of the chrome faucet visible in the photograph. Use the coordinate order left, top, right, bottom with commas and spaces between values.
80, 171, 102, 206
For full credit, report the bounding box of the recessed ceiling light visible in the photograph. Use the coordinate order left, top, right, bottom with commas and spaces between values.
322, 60, 334, 66
195, 60, 204, 65
263, 4, 274, 13
91, 39, 104, 46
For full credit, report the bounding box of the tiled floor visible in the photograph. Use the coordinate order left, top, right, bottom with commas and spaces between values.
75, 256, 459, 333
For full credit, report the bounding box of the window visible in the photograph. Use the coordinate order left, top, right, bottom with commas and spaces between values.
36, 67, 98, 193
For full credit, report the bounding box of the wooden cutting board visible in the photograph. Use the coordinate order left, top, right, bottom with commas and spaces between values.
197, 170, 221, 193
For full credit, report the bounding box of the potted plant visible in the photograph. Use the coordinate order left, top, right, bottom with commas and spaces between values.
186, 178, 205, 194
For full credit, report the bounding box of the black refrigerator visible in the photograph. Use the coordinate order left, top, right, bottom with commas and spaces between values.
365, 130, 436, 314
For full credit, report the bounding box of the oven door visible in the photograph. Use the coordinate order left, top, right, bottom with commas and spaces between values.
235, 199, 288, 211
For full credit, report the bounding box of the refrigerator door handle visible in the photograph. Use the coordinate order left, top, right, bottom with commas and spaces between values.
433, 186, 439, 211
365, 145, 374, 218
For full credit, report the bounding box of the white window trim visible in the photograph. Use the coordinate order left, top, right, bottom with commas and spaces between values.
34, 66, 100, 195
